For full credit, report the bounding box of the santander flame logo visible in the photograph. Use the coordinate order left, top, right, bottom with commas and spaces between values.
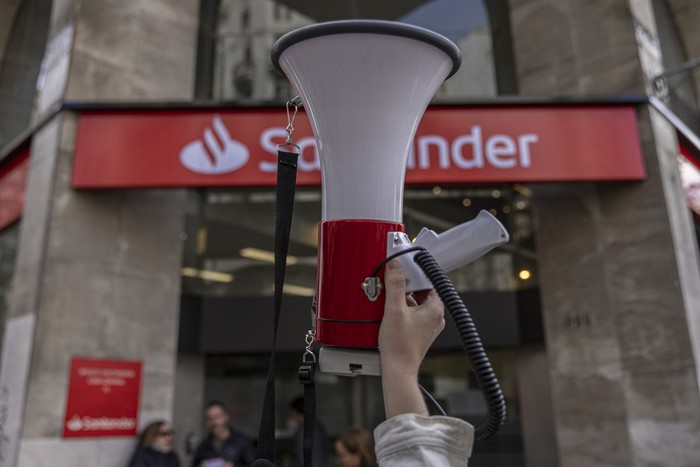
66, 415, 83, 431
179, 115, 249, 174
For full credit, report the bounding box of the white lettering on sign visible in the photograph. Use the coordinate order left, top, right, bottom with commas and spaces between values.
259, 128, 320, 172
180, 115, 249, 174
66, 415, 136, 431
409, 126, 538, 171
259, 128, 284, 173
189, 124, 539, 175
77, 367, 136, 378
417, 136, 451, 169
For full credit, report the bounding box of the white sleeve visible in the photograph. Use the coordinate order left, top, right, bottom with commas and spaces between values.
374, 414, 474, 466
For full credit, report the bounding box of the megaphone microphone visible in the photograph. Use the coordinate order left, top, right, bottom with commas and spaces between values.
271, 20, 507, 440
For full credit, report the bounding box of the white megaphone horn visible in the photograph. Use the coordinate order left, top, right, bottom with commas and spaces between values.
271, 19, 507, 351
270, 20, 508, 442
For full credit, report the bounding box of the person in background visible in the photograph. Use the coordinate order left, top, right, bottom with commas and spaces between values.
334, 427, 377, 467
191, 400, 255, 467
288, 396, 329, 467
128, 420, 181, 467
374, 259, 474, 466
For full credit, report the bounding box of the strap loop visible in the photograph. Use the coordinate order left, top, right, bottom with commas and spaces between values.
299, 362, 317, 467
298, 362, 315, 386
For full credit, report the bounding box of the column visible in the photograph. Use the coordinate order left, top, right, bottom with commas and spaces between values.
0, 1, 199, 466
510, 0, 700, 465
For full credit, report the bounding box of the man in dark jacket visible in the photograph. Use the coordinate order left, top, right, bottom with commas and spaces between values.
191, 401, 255, 467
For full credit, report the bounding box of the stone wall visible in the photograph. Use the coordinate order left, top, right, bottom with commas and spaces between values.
510, 0, 700, 465
0, 1, 200, 466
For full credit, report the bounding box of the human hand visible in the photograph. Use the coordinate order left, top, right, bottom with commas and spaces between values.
378, 259, 445, 418
378, 259, 445, 377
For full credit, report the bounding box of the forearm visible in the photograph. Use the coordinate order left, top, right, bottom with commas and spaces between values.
381, 359, 428, 419
379, 260, 444, 419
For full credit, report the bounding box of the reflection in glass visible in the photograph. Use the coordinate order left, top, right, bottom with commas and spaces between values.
180, 187, 536, 297
0, 224, 19, 358
213, 0, 495, 102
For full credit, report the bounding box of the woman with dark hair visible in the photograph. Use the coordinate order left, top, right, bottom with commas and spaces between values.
334, 427, 377, 467
128, 420, 181, 467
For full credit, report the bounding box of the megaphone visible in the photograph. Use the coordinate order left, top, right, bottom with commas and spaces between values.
271, 19, 508, 442
271, 19, 507, 353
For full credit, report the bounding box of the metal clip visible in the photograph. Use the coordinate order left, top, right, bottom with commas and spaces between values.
302, 329, 316, 363
277, 96, 303, 153
361, 277, 383, 302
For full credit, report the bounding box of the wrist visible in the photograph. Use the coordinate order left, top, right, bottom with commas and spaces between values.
380, 362, 429, 418
381, 359, 421, 389
380, 353, 421, 379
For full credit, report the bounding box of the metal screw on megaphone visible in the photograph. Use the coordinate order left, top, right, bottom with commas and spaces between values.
276, 96, 303, 154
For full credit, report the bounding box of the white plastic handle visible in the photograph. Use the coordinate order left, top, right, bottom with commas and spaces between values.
387, 210, 510, 293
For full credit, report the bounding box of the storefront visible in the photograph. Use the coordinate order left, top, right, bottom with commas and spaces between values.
0, 143, 28, 361
1, 1, 700, 467
63, 99, 645, 466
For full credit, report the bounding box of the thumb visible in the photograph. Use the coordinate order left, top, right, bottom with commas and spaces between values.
384, 259, 407, 308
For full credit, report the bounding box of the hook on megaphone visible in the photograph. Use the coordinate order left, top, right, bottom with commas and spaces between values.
276, 96, 304, 154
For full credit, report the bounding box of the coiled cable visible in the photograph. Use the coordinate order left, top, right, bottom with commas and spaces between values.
412, 249, 506, 441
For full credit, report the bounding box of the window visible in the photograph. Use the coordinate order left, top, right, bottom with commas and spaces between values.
209, 0, 497, 103
0, 224, 20, 357
180, 186, 536, 298
0, 0, 52, 148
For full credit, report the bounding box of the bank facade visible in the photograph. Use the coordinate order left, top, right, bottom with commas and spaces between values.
1, 1, 700, 466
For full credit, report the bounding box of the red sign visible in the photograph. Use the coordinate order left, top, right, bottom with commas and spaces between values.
0, 145, 29, 231
679, 133, 700, 171
72, 105, 645, 188
63, 358, 142, 438
679, 136, 700, 218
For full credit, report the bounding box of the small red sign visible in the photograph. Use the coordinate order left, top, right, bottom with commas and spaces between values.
679, 134, 700, 171
63, 358, 142, 438
0, 145, 29, 231
72, 105, 646, 188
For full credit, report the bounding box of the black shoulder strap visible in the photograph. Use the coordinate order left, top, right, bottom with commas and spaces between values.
298, 359, 316, 467
254, 149, 299, 464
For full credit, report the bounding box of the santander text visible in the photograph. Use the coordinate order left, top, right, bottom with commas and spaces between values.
259, 126, 538, 172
